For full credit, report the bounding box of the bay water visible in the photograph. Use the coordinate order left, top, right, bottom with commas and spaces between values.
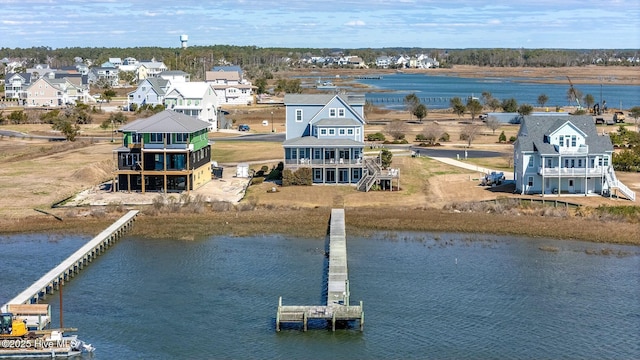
357, 73, 640, 111
1, 232, 638, 359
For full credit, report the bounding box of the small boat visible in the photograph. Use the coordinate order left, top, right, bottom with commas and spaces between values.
315, 79, 337, 90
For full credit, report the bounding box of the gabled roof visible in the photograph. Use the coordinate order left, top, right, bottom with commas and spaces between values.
5, 73, 31, 83
119, 110, 210, 134
159, 70, 188, 77
205, 71, 240, 82
212, 65, 242, 74
515, 115, 612, 154
165, 82, 213, 99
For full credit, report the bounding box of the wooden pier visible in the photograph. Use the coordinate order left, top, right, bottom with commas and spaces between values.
276, 209, 364, 332
1, 210, 139, 313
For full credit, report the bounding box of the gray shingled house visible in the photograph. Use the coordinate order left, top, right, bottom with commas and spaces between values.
513, 115, 634, 201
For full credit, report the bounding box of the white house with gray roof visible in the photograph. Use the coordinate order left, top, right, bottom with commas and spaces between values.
164, 82, 220, 131
514, 115, 634, 201
127, 77, 171, 109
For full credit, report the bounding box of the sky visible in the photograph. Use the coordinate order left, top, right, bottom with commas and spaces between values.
1, 0, 639, 50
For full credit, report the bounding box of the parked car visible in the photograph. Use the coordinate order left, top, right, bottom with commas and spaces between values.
613, 111, 625, 123
238, 124, 250, 131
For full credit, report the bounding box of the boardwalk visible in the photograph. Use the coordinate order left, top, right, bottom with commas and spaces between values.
276, 209, 363, 332
1, 210, 139, 313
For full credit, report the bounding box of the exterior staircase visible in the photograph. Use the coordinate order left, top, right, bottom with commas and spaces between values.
605, 166, 635, 201
356, 158, 381, 192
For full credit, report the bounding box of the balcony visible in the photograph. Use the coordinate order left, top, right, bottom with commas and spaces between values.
558, 145, 589, 155
538, 166, 605, 177
284, 158, 363, 166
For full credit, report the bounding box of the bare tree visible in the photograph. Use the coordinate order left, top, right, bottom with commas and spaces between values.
421, 123, 442, 145
385, 120, 409, 141
485, 116, 501, 134
459, 124, 480, 147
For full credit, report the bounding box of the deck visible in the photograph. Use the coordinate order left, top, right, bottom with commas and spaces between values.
276, 209, 364, 331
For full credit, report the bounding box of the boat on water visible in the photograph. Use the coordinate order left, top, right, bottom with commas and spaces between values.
315, 78, 337, 90
1, 310, 94, 358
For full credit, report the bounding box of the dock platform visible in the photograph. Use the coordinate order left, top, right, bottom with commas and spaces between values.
1, 210, 139, 313
276, 209, 363, 331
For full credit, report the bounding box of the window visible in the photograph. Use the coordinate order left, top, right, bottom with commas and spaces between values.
295, 109, 303, 122
578, 159, 582, 167
314, 149, 321, 159
559, 136, 564, 147
329, 108, 336, 117
339, 129, 345, 135
150, 133, 163, 143
527, 176, 534, 187
527, 157, 533, 168
338, 108, 345, 117
546, 158, 552, 167
604, 157, 609, 166
176, 133, 188, 143
291, 149, 297, 159
348, 129, 353, 135
571, 135, 576, 147
320, 129, 327, 135
329, 129, 335, 135
132, 133, 142, 143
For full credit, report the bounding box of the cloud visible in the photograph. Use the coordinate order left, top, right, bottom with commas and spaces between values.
345, 20, 365, 26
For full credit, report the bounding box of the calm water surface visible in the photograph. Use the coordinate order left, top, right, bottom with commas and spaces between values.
357, 73, 640, 110
1, 233, 639, 359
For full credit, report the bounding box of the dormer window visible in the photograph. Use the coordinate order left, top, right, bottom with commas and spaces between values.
329, 108, 336, 117
338, 108, 345, 117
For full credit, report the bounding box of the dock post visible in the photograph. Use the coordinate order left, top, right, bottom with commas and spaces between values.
303, 312, 308, 332
360, 301, 364, 331
332, 311, 336, 332
276, 297, 281, 332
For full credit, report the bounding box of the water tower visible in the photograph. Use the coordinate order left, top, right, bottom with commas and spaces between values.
180, 34, 188, 49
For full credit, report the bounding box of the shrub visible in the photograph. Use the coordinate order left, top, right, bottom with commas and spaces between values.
282, 167, 312, 186
498, 131, 507, 143
439, 132, 450, 142
251, 177, 265, 185
415, 134, 426, 141
509, 136, 517, 142
367, 132, 386, 141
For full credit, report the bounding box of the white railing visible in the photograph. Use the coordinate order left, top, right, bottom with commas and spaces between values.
284, 158, 363, 166
558, 145, 589, 155
606, 166, 636, 201
538, 166, 605, 177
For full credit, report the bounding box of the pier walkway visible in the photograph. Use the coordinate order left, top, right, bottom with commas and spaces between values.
276, 209, 363, 332
1, 210, 139, 314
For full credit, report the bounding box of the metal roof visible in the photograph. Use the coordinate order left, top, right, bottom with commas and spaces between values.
119, 110, 210, 133
314, 118, 362, 126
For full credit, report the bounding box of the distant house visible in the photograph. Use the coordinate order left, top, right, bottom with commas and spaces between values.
159, 70, 190, 83
113, 110, 212, 193
127, 77, 171, 109
4, 73, 31, 100
205, 68, 253, 105
163, 82, 220, 131
24, 77, 61, 107
136, 60, 168, 81
513, 115, 635, 201
375, 56, 392, 68
89, 67, 119, 87
283, 94, 368, 185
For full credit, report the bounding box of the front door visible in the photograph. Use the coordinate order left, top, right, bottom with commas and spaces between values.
325, 169, 335, 183
568, 179, 575, 193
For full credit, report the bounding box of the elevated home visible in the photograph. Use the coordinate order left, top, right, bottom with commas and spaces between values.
283, 94, 366, 185
205, 68, 253, 105
25, 77, 61, 107
514, 115, 635, 201
4, 73, 31, 100
113, 110, 212, 193
164, 82, 219, 131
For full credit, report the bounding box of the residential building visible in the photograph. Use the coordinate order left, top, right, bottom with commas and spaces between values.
89, 67, 119, 87
136, 60, 168, 81
205, 69, 253, 105
24, 77, 61, 107
127, 77, 171, 109
164, 82, 220, 131
513, 115, 635, 201
113, 110, 212, 193
4, 73, 31, 100
282, 94, 367, 185
159, 70, 190, 83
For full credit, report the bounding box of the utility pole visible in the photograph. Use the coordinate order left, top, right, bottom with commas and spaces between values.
271, 111, 274, 132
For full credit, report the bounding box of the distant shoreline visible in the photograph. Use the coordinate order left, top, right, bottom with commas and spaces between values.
285, 65, 640, 86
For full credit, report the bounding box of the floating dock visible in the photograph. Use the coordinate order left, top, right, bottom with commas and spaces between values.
1, 210, 139, 313
276, 209, 363, 331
